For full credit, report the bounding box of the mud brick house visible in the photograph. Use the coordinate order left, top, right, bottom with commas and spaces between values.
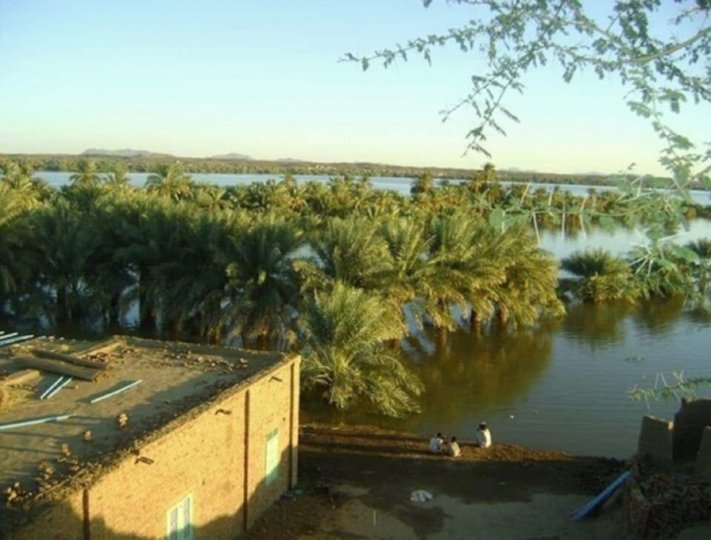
0, 335, 300, 539
636, 398, 711, 479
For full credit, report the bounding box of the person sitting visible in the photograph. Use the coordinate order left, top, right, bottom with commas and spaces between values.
428, 432, 445, 454
447, 436, 461, 457
476, 422, 492, 448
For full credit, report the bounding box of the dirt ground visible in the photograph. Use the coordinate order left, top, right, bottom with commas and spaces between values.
246, 424, 636, 540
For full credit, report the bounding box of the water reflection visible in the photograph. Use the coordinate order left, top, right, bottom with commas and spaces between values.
561, 303, 633, 349
302, 326, 553, 433
408, 328, 553, 421
631, 297, 686, 334
302, 298, 711, 458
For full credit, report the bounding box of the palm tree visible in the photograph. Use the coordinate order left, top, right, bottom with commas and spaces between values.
0, 160, 52, 205
147, 204, 227, 340
0, 185, 32, 305
192, 183, 227, 210
27, 198, 101, 326
217, 213, 305, 346
109, 194, 173, 333
103, 162, 132, 190
561, 248, 638, 303
418, 212, 505, 335
298, 216, 393, 293
69, 159, 101, 188
379, 216, 430, 307
466, 161, 497, 192
491, 226, 565, 329
410, 172, 435, 196
145, 163, 195, 201
300, 281, 422, 417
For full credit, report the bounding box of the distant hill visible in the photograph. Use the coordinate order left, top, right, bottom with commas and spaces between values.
276, 157, 305, 164
209, 152, 252, 160
81, 148, 167, 158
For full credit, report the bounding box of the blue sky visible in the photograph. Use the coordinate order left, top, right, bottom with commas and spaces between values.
0, 0, 708, 175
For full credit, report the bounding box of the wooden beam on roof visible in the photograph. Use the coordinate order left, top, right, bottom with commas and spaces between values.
76, 337, 123, 357
13, 356, 101, 381
30, 348, 109, 370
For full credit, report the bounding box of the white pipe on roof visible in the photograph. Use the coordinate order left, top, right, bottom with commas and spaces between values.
39, 376, 66, 400
90, 380, 142, 404
45, 377, 72, 400
0, 414, 74, 431
0, 334, 35, 347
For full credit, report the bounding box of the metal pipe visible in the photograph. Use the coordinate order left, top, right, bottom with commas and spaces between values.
0, 332, 19, 342
39, 376, 65, 400
0, 334, 34, 347
0, 414, 73, 431
90, 380, 142, 404
45, 377, 72, 399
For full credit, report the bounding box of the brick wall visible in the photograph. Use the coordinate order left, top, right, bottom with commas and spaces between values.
9, 355, 299, 539
694, 426, 711, 482
636, 415, 673, 466
673, 398, 711, 462
7, 493, 84, 540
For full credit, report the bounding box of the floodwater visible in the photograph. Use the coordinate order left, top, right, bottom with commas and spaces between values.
29, 171, 711, 206
19, 172, 711, 457
303, 298, 711, 459
303, 221, 711, 459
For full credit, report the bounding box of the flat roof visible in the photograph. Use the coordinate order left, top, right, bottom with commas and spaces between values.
0, 335, 292, 507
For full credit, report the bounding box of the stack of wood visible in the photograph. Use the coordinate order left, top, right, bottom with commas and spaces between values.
12, 348, 111, 382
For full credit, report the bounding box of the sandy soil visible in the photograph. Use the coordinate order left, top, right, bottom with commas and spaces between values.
246, 424, 631, 540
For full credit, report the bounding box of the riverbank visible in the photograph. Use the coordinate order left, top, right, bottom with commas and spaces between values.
247, 424, 711, 539
247, 424, 632, 539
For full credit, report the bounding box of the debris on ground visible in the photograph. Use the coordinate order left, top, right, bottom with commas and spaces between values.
410, 489, 433, 503
624, 461, 711, 539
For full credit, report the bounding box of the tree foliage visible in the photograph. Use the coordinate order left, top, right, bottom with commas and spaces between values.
345, 1, 710, 186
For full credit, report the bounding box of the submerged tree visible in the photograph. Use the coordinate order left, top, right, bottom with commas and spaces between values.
300, 281, 422, 417
561, 249, 638, 304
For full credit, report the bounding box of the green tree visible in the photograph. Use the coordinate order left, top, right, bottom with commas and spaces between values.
561, 249, 638, 303
218, 213, 304, 346
145, 163, 195, 201
410, 172, 435, 196
300, 281, 422, 417
69, 159, 101, 189
346, 1, 711, 219
297, 216, 393, 293
103, 162, 132, 190
491, 225, 565, 329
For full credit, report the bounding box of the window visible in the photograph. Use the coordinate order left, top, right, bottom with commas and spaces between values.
166, 493, 193, 540
265, 428, 279, 485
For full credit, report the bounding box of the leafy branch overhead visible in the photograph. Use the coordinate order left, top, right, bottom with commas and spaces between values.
344, 0, 710, 183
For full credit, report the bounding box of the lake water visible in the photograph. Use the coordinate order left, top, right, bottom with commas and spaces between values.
302, 299, 711, 459
30, 171, 711, 206
302, 221, 711, 459
19, 171, 711, 458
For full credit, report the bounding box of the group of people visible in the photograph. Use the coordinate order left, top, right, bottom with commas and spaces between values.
428, 422, 491, 457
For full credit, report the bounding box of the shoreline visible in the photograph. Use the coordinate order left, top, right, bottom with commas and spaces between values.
246, 423, 711, 539
247, 423, 629, 539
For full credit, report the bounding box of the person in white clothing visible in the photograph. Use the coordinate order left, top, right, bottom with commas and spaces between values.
476, 422, 492, 448
428, 432, 445, 454
447, 436, 461, 457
